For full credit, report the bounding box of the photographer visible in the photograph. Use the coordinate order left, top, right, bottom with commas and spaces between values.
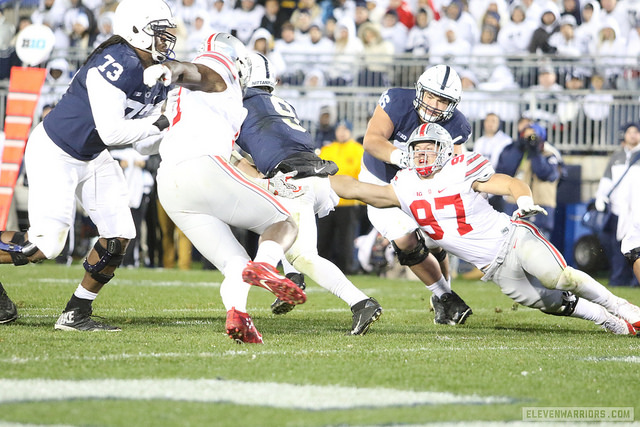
495, 122, 562, 238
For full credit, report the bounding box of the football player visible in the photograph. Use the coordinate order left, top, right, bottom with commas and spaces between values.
361, 64, 473, 325
233, 52, 382, 336
0, 0, 177, 330
330, 123, 640, 335
143, 34, 307, 344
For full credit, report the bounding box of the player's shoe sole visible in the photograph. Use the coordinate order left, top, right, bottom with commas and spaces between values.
0, 283, 18, 324
271, 273, 306, 315
242, 261, 306, 306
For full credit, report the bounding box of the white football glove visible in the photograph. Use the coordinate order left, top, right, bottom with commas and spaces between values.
266, 171, 306, 198
389, 149, 411, 169
161, 87, 180, 124
513, 196, 548, 219
144, 64, 172, 87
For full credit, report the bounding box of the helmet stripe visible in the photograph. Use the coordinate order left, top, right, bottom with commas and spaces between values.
195, 52, 237, 80
440, 66, 450, 91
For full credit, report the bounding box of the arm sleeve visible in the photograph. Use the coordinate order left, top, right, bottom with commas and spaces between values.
86, 68, 162, 147
530, 153, 560, 182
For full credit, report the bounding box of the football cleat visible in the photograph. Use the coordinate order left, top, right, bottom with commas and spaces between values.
613, 299, 640, 330
599, 313, 637, 336
441, 291, 473, 325
0, 282, 18, 324
271, 272, 306, 315
349, 297, 382, 335
54, 308, 121, 331
430, 294, 449, 325
242, 261, 307, 306
226, 307, 263, 344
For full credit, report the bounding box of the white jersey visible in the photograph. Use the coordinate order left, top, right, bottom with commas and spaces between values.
159, 52, 247, 165
391, 152, 511, 268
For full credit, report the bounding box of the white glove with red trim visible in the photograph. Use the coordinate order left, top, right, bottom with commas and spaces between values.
266, 171, 305, 198
514, 196, 548, 219
144, 64, 172, 87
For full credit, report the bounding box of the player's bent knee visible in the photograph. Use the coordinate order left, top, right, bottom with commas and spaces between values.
624, 247, 640, 267
556, 266, 584, 292
0, 231, 41, 265
83, 238, 127, 284
391, 229, 430, 266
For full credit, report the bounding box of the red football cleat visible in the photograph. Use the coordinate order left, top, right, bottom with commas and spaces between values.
226, 308, 263, 344
242, 261, 307, 306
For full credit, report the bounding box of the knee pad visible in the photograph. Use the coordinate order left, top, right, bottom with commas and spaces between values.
542, 291, 579, 317
0, 231, 39, 266
432, 248, 447, 263
83, 238, 126, 284
624, 247, 640, 267
391, 230, 430, 266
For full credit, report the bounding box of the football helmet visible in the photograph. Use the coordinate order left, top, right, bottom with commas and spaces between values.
113, 0, 176, 63
248, 52, 276, 92
199, 33, 252, 91
413, 64, 462, 123
407, 123, 454, 177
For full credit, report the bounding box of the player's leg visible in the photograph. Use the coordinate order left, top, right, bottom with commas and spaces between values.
55, 150, 134, 331
493, 249, 635, 335
514, 222, 639, 332
283, 198, 382, 334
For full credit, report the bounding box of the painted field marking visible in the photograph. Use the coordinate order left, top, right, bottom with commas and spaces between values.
0, 379, 512, 410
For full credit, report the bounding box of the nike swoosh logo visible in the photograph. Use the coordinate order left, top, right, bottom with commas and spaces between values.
438, 189, 445, 193
314, 166, 325, 173
259, 279, 273, 292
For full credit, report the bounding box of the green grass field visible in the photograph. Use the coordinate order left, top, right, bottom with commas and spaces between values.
1, 262, 639, 426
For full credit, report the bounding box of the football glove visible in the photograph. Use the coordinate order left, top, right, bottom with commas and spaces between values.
595, 197, 608, 212
513, 196, 548, 219
144, 64, 172, 87
389, 149, 411, 169
266, 171, 305, 198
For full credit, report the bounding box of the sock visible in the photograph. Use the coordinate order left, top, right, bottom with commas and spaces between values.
281, 257, 299, 276
569, 298, 609, 325
558, 267, 622, 314
293, 254, 368, 306
254, 240, 284, 268
426, 276, 451, 298
220, 257, 250, 312
64, 285, 96, 312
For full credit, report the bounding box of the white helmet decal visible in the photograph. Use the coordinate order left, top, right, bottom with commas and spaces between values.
248, 52, 276, 92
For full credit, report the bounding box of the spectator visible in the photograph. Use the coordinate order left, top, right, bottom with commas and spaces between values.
528, 3, 560, 54
557, 71, 586, 124
497, 2, 535, 56
273, 21, 309, 84
318, 120, 364, 274
495, 122, 562, 238
313, 105, 337, 150
593, 122, 640, 287
471, 112, 513, 168
439, 0, 479, 46
209, 0, 233, 34
386, 0, 414, 29
549, 14, 583, 57
365, 0, 385, 25
456, 69, 485, 122
428, 21, 471, 68
186, 9, 213, 55
174, 0, 203, 30
561, 0, 582, 26
92, 11, 114, 48
327, 17, 363, 86
330, 0, 357, 23
524, 65, 563, 124
379, 9, 408, 54
574, 0, 601, 53
598, 0, 631, 39
38, 58, 71, 119
63, 0, 97, 46
357, 21, 393, 86
231, 0, 265, 44
405, 7, 439, 56
0, 10, 21, 80
305, 23, 334, 75
291, 0, 323, 28
260, 0, 286, 39
280, 68, 337, 130
291, 9, 315, 39
591, 18, 627, 88
469, 24, 506, 83
619, 20, 640, 91
354, 0, 371, 32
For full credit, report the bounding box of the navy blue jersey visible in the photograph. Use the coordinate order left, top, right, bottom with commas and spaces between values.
362, 87, 472, 182
236, 87, 315, 175
43, 43, 169, 160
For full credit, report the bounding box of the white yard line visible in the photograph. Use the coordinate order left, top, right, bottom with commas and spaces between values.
0, 379, 512, 410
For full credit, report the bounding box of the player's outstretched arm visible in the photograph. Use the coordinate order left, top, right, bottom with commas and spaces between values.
144, 61, 227, 92
329, 175, 400, 208
363, 106, 409, 168
474, 173, 547, 218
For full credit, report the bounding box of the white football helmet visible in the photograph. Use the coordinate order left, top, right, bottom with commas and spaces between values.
199, 33, 252, 91
407, 123, 454, 178
413, 64, 462, 123
248, 52, 276, 92
113, 0, 176, 63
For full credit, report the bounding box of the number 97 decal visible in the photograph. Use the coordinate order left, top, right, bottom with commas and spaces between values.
409, 194, 473, 240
